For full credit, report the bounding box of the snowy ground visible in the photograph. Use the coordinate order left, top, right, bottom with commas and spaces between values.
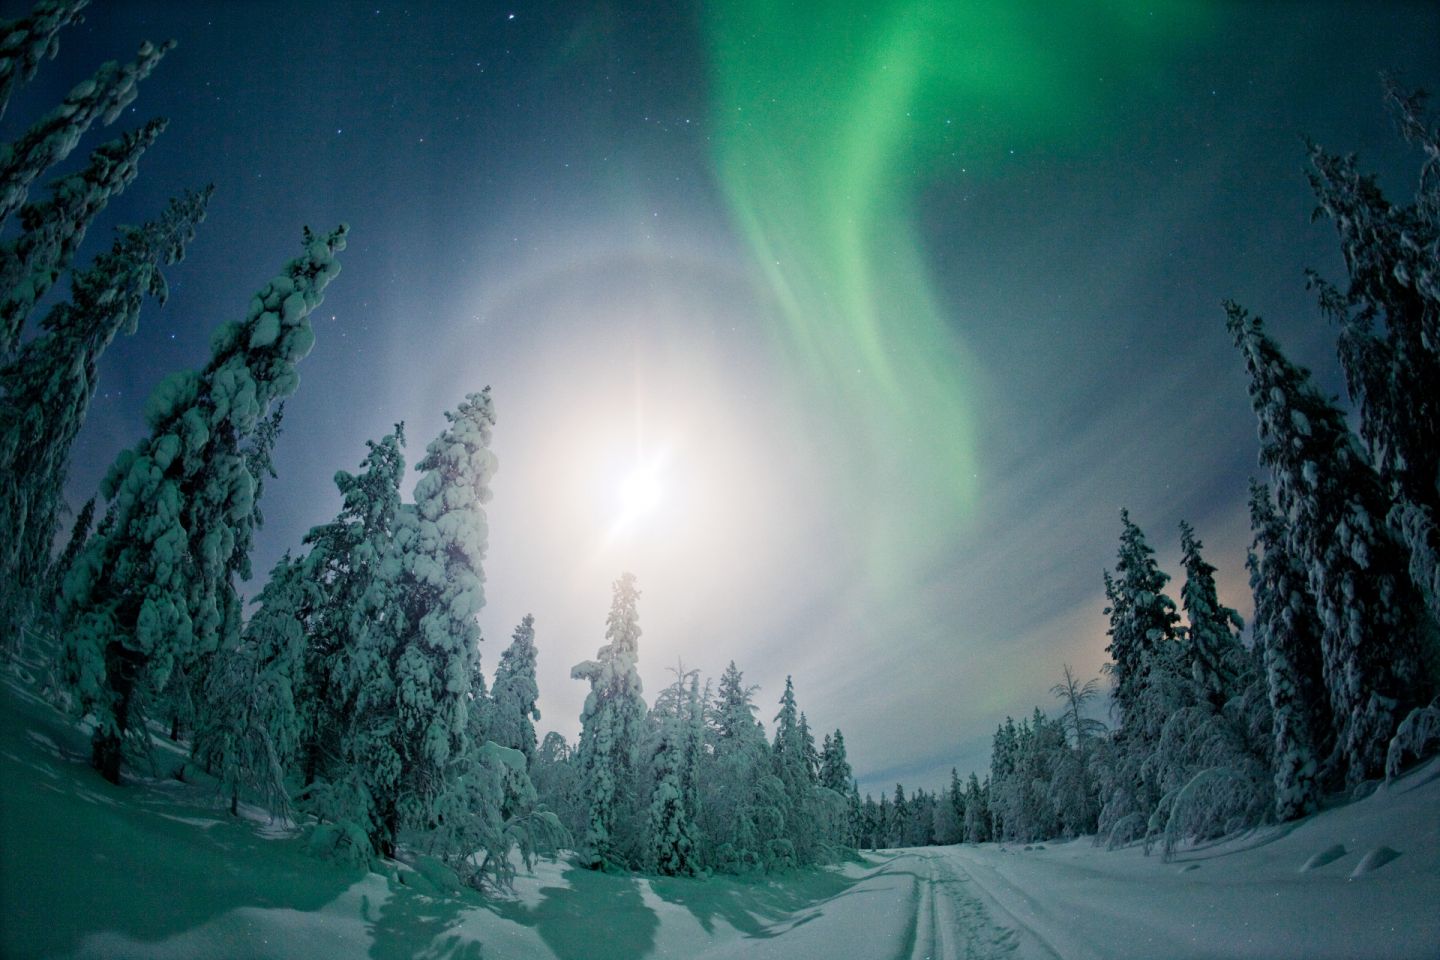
3, 658, 1436, 959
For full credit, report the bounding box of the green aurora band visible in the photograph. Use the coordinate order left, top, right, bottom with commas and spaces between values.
706, 0, 1210, 586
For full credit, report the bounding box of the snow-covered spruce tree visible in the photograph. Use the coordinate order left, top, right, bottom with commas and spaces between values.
711, 659, 758, 742
1307, 84, 1440, 624
15, 493, 95, 656
874, 792, 891, 848
857, 793, 875, 850
683, 674, 704, 842
0, 38, 171, 232
798, 712, 819, 784
2, 118, 166, 351
489, 613, 541, 764
58, 223, 347, 784
193, 552, 315, 817
1103, 511, 1183, 734
330, 391, 498, 860
1178, 522, 1252, 710
698, 660, 790, 872
531, 731, 583, 840
1005, 710, 1067, 842
0, 190, 208, 646
0, 0, 88, 121
888, 783, 908, 847
424, 736, 565, 893
818, 728, 852, 793
1248, 479, 1331, 819
294, 424, 406, 789
649, 665, 701, 875
987, 718, 1016, 839
962, 772, 989, 843
163, 404, 284, 746
932, 768, 963, 844
331, 394, 563, 890
571, 571, 648, 870
46, 495, 93, 601
1096, 511, 1189, 838
1109, 522, 1276, 854
1228, 302, 1433, 785
818, 728, 860, 845
770, 675, 814, 863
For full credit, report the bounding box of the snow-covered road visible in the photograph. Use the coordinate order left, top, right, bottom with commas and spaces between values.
923, 760, 1439, 960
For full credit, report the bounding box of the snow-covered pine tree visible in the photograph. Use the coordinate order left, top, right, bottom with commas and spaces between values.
490, 613, 541, 763
1227, 302, 1432, 785
335, 390, 498, 859
58, 223, 347, 784
1, 118, 166, 351
1247, 479, 1330, 819
1306, 84, 1440, 624
294, 424, 406, 788
1178, 521, 1251, 709
0, 190, 208, 646
0, 38, 171, 231
571, 571, 648, 870
0, 0, 88, 121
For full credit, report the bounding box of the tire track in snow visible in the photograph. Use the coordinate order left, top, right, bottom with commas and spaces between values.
902, 850, 1027, 960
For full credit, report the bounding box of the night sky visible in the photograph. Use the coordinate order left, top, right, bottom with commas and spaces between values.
9, 0, 1437, 795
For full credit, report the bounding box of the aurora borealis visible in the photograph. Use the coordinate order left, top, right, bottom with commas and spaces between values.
705, 0, 1212, 584
17, 0, 1438, 793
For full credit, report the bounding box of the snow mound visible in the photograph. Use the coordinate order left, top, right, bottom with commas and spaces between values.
1348, 846, 1401, 879
1299, 843, 1346, 872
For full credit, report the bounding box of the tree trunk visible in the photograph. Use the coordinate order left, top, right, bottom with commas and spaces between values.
92, 641, 141, 785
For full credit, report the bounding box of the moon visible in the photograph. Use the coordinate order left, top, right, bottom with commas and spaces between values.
613, 455, 667, 534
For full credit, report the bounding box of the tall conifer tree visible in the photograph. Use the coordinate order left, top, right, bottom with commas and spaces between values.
1307, 85, 1440, 622
571, 572, 647, 870
59, 223, 347, 783
0, 190, 208, 643
1248, 479, 1330, 818
0, 0, 88, 121
490, 613, 541, 763
1228, 302, 1431, 784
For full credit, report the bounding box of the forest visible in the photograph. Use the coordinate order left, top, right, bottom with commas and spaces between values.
1, 0, 1438, 909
